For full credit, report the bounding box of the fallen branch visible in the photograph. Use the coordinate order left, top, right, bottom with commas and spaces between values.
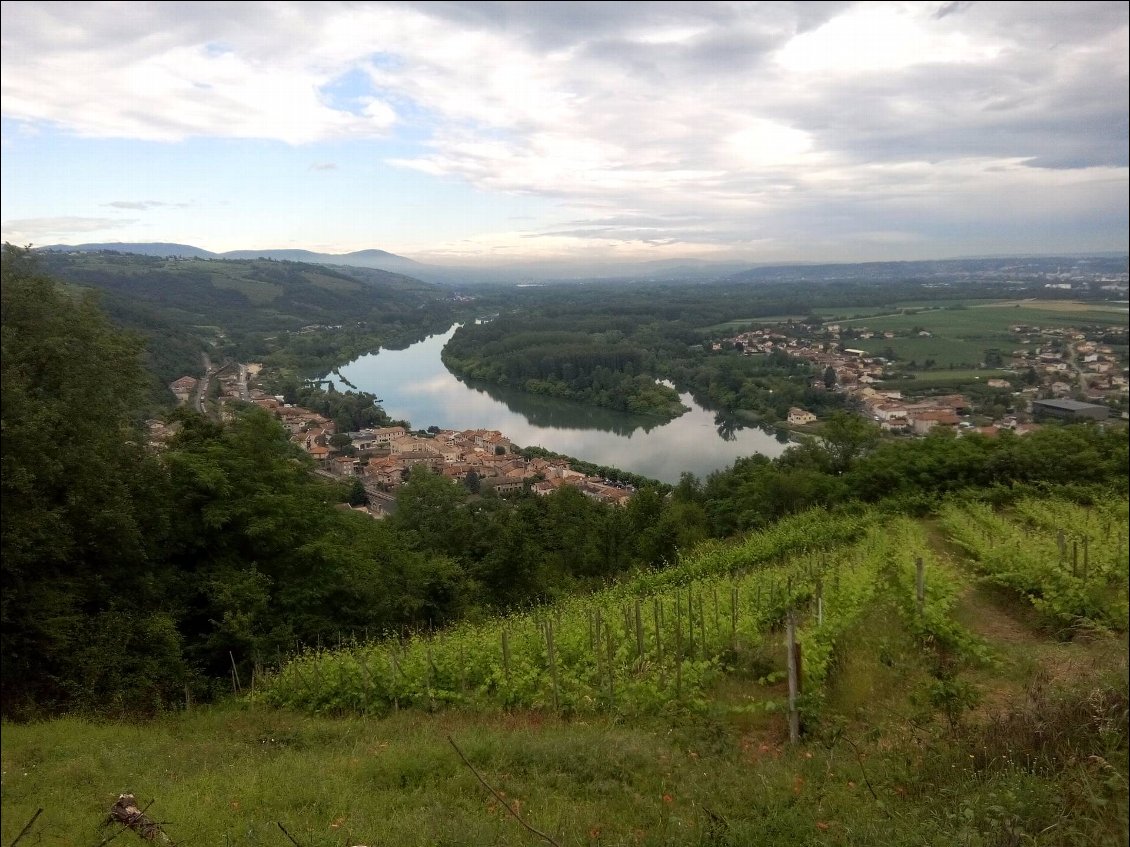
447, 735, 562, 847
276, 822, 302, 846
840, 735, 882, 806
105, 795, 175, 845
9, 808, 42, 847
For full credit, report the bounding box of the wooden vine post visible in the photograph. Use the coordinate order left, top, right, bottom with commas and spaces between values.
545, 619, 560, 712
634, 600, 644, 661
501, 628, 511, 682
816, 578, 824, 628
786, 608, 800, 744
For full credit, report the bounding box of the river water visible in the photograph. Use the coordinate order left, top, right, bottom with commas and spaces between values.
324, 325, 789, 483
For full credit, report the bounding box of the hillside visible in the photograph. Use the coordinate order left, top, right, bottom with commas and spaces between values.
38, 242, 449, 282
2, 248, 1127, 845
2, 502, 1126, 846
33, 249, 461, 379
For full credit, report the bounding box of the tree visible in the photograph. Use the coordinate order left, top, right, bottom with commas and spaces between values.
1, 246, 180, 715
823, 365, 837, 389
347, 478, 369, 506
389, 465, 470, 558
464, 469, 481, 494
820, 411, 881, 474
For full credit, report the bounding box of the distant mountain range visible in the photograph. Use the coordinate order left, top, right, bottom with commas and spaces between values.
36, 241, 754, 285
36, 242, 1127, 287
38, 242, 431, 278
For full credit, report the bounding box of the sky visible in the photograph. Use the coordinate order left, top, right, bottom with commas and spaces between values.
1, 1, 1127, 266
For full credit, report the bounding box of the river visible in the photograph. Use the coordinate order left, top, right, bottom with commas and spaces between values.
324, 325, 789, 483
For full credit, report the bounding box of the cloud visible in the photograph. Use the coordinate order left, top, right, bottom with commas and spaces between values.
1, 216, 137, 244
0, 3, 400, 142
103, 200, 189, 210
309, 162, 338, 171
1, 1, 1125, 259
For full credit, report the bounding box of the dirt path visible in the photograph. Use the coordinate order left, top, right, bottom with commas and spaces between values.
919, 517, 1125, 719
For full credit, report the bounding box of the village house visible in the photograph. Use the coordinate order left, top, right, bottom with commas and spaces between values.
329, 456, 362, 477
910, 410, 961, 435
372, 426, 407, 445
787, 407, 817, 426
484, 478, 526, 496
169, 376, 198, 403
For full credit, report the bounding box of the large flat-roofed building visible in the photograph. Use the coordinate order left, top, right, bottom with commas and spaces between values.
1031, 398, 1109, 421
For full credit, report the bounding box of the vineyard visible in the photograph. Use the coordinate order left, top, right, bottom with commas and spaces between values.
6, 495, 1128, 846
939, 495, 1130, 634
260, 496, 1130, 724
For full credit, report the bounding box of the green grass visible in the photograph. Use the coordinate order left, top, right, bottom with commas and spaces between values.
877, 368, 1017, 390
5, 670, 1125, 847
871, 336, 992, 368
839, 302, 1127, 334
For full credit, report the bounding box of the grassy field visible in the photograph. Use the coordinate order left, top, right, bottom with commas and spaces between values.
891, 368, 1008, 382
839, 302, 1127, 333
4, 521, 1127, 846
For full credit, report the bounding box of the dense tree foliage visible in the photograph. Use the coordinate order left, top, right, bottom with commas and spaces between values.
442, 317, 688, 418
34, 250, 464, 381
2, 247, 176, 714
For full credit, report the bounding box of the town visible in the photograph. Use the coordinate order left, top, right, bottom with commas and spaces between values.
158, 362, 636, 518
724, 316, 1126, 436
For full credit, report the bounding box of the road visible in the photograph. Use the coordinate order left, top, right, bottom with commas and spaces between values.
193, 352, 216, 415
238, 363, 250, 401
1064, 344, 1089, 394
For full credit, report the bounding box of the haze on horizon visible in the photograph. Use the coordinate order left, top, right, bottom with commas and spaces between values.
1, 1, 1127, 268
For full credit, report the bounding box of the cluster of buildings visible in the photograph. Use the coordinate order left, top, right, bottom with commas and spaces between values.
726, 327, 890, 388
162, 364, 635, 519
316, 426, 635, 516
724, 318, 1127, 436
1008, 328, 1127, 402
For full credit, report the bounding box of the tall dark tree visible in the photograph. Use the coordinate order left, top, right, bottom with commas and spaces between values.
1, 246, 180, 715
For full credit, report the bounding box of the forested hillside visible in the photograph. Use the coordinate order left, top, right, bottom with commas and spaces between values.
34, 249, 462, 384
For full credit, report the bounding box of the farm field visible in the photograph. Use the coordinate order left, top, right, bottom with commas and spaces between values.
3, 498, 1127, 847
828, 300, 1127, 370
712, 299, 1127, 370
816, 299, 1128, 325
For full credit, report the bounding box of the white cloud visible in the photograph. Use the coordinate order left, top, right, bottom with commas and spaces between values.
1, 216, 137, 244
775, 3, 1001, 74
0, 1, 1125, 259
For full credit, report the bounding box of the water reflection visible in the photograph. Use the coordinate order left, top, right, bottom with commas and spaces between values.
325, 325, 789, 483
457, 375, 666, 437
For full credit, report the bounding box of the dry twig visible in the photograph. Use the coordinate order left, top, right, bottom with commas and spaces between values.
9, 808, 43, 847
276, 822, 302, 846
447, 735, 562, 847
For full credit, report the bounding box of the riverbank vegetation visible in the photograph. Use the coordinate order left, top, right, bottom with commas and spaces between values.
441, 316, 690, 419
439, 272, 1125, 426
